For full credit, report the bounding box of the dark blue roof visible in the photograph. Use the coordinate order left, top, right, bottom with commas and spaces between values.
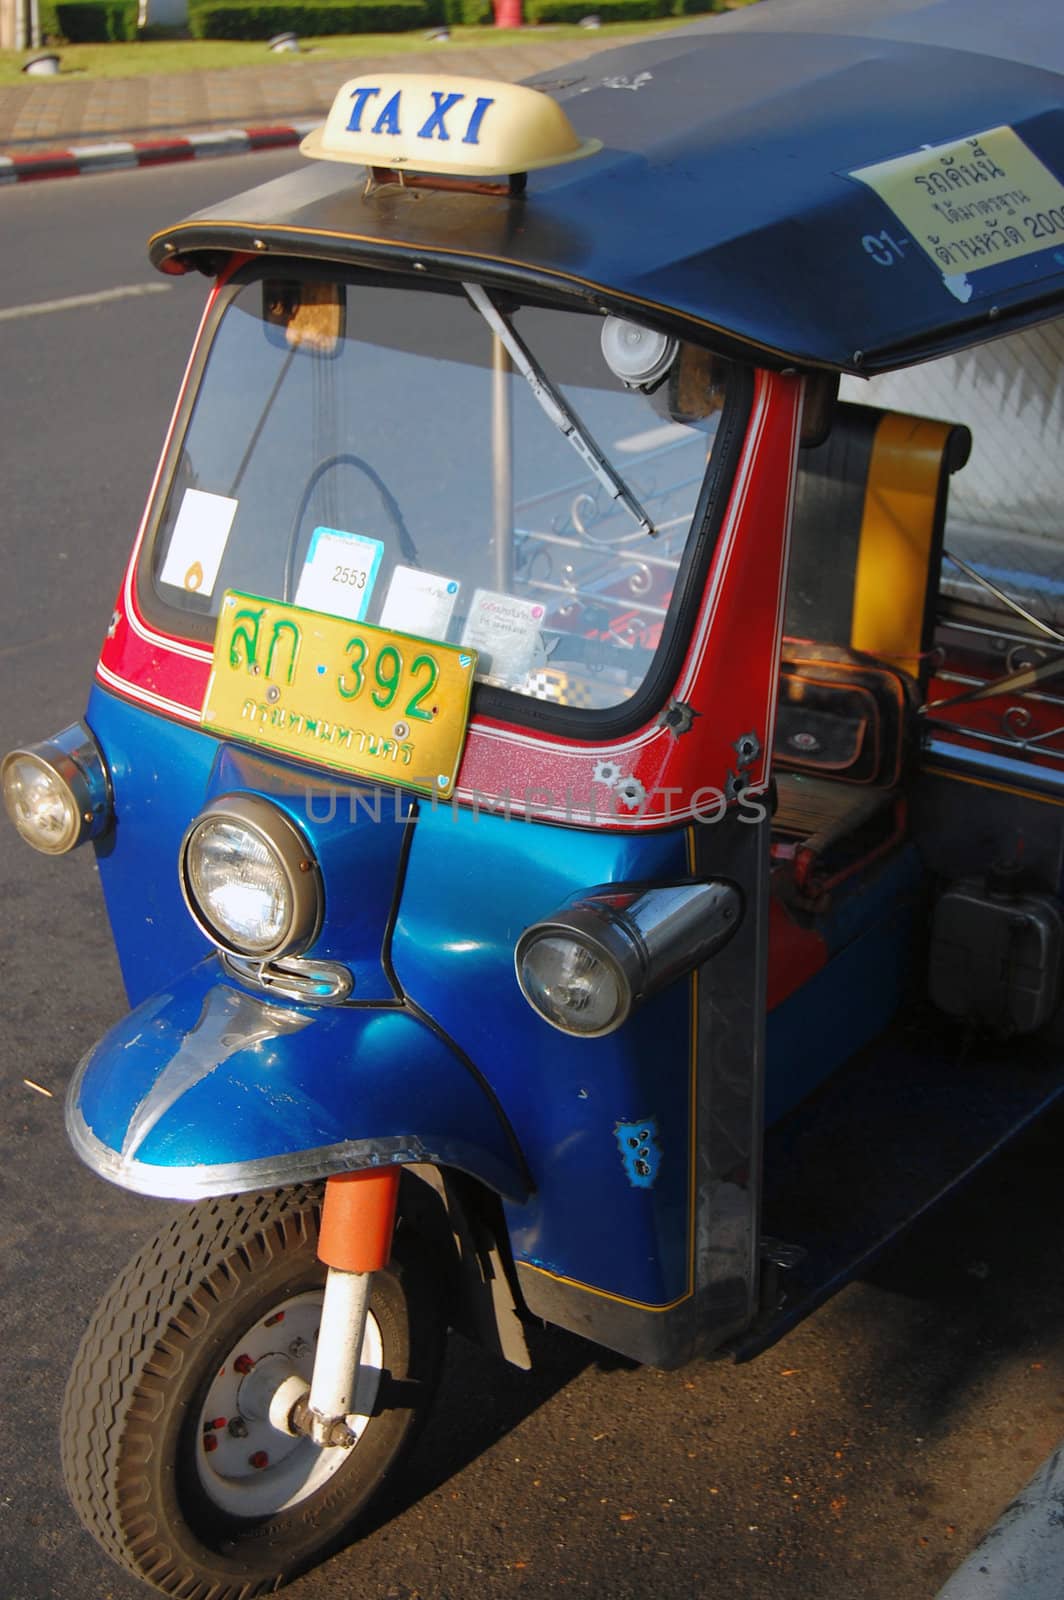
151, 0, 1064, 372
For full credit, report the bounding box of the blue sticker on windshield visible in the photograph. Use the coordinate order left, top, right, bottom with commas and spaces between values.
294, 527, 384, 623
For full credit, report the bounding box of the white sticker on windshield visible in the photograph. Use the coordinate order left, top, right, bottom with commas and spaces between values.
158, 488, 238, 598
294, 527, 383, 622
461, 589, 545, 683
379, 566, 460, 640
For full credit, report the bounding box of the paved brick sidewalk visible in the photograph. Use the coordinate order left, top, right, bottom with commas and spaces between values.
0, 36, 625, 157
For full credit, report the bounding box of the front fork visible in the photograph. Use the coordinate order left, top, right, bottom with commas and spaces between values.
260, 1168, 401, 1449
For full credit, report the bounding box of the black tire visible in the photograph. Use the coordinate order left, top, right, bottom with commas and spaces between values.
60, 1184, 445, 1599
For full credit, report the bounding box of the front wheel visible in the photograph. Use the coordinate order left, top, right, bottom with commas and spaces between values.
61, 1184, 445, 1598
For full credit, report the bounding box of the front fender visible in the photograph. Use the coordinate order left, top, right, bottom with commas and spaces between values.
66, 959, 530, 1203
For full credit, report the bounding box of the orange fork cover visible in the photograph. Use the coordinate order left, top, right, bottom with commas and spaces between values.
318, 1167, 401, 1273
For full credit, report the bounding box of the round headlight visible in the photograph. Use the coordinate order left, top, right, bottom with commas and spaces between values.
181, 795, 321, 960
516, 929, 631, 1038
2, 724, 111, 856
516, 881, 742, 1038
3, 751, 81, 854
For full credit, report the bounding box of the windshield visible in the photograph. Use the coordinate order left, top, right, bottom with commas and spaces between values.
142, 271, 736, 717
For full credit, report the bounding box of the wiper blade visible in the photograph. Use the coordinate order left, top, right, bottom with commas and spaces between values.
463, 281, 657, 539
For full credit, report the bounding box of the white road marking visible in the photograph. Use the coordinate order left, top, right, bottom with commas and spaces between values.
0, 282, 172, 322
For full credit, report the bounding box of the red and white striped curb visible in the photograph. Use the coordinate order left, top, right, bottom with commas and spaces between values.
0, 118, 320, 184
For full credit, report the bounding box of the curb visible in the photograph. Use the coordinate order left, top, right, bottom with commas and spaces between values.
0, 118, 320, 185
935, 1444, 1064, 1599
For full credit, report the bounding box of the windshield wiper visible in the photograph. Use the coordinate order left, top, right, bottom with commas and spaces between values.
463, 281, 658, 540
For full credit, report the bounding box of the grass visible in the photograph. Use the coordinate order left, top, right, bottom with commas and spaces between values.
0, 17, 709, 84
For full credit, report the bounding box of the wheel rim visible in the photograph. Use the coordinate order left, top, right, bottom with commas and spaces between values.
194, 1290, 383, 1517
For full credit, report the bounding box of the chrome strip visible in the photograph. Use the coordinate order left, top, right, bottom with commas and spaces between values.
932, 670, 1064, 711
221, 952, 354, 1005
943, 549, 1064, 648
67, 1096, 436, 1200
924, 720, 1064, 769
924, 736, 1064, 800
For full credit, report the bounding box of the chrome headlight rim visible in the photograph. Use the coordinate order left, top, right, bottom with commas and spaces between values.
515, 880, 743, 1038
1, 722, 112, 856
515, 911, 638, 1039
180, 793, 323, 962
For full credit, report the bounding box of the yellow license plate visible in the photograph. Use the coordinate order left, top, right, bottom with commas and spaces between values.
202, 592, 478, 799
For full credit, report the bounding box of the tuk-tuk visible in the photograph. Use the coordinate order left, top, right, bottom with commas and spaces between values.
7, 0, 1064, 1592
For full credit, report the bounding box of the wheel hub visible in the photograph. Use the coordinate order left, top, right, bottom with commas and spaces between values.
236, 1351, 309, 1437
194, 1290, 383, 1516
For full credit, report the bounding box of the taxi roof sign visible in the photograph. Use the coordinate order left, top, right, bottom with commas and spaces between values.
300, 73, 601, 178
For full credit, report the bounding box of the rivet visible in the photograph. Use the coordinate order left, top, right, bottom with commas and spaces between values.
162, 241, 176, 255
252, 238, 269, 252
266, 685, 280, 704
298, 859, 312, 873
413, 261, 427, 272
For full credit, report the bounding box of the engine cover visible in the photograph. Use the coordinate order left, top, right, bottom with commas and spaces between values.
929, 873, 1064, 1036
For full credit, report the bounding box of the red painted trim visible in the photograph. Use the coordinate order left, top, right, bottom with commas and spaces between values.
246, 125, 303, 149
767, 895, 829, 1010
135, 142, 197, 166
927, 672, 1064, 772
13, 151, 79, 179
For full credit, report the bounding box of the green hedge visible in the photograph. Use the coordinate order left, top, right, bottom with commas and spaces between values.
525, 0, 660, 19
439, 0, 490, 23
40, 0, 139, 40
188, 0, 429, 37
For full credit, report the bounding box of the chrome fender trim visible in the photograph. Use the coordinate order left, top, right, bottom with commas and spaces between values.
66, 1105, 443, 1202
65, 961, 530, 1203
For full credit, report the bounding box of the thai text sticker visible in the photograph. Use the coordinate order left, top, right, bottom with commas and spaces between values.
379, 565, 460, 640
294, 526, 384, 623
851, 125, 1064, 282
158, 488, 239, 597
461, 589, 545, 683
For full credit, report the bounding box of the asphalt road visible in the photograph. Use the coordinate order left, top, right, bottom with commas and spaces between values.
2, 156, 1063, 1600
